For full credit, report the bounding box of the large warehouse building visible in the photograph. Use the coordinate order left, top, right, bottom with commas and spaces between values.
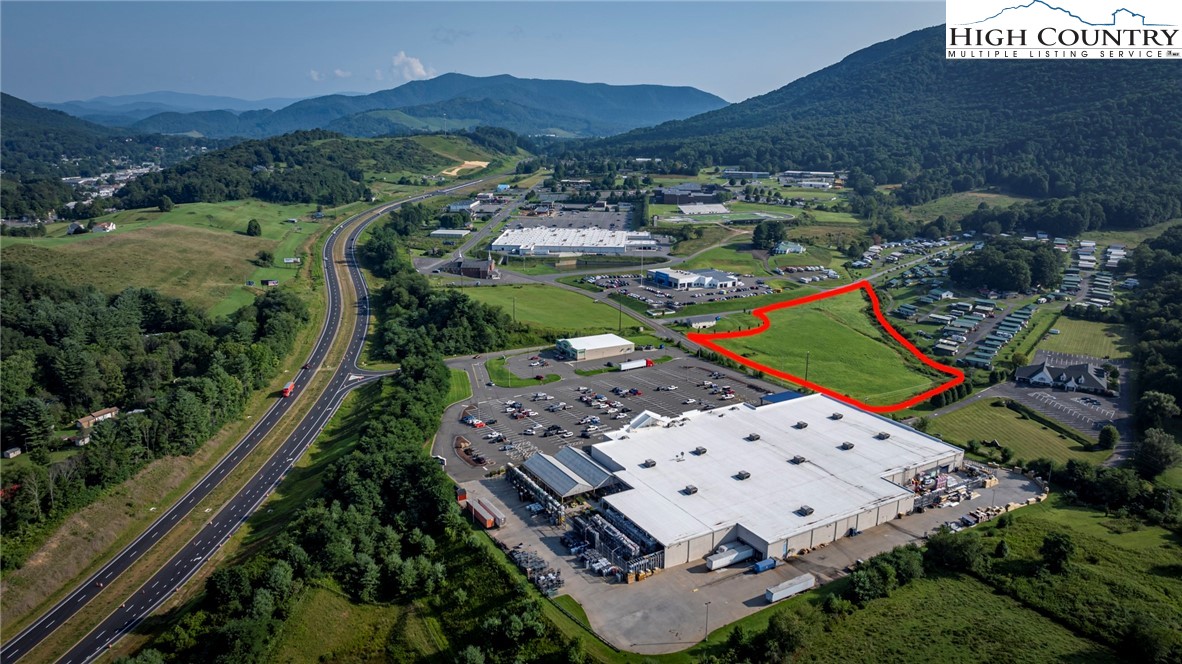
586, 394, 963, 569
491, 227, 656, 255
556, 334, 636, 361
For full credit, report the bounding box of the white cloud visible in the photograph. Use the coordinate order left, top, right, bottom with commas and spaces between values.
393, 51, 436, 81
333, 69, 352, 79
309, 69, 324, 82
373, 68, 385, 81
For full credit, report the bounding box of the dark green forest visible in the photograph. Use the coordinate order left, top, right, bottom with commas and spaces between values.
948, 237, 1065, 292
568, 26, 1182, 230
0, 263, 310, 569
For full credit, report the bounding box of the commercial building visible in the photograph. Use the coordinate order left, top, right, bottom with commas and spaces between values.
678, 203, 730, 215
447, 200, 479, 213
522, 447, 618, 499
722, 170, 771, 180
773, 241, 806, 255
1015, 361, 1109, 394
491, 227, 655, 255
430, 229, 472, 239
647, 268, 737, 290
556, 333, 636, 361
587, 395, 964, 569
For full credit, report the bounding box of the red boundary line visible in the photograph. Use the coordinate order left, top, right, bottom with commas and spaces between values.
687, 280, 964, 413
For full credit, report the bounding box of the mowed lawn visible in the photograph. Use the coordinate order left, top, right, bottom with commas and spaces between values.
926, 400, 1109, 465
1, 201, 331, 315
458, 284, 622, 331
1037, 317, 1133, 360
707, 292, 942, 406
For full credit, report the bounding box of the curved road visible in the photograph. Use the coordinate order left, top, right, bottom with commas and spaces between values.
1, 179, 491, 664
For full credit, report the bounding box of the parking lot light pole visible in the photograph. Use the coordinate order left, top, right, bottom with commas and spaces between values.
704, 601, 711, 642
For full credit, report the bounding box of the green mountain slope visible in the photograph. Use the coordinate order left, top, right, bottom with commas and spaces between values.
584, 26, 1182, 226
127, 73, 728, 139
325, 97, 607, 137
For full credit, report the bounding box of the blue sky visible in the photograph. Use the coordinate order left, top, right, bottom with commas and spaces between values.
1, 1, 944, 104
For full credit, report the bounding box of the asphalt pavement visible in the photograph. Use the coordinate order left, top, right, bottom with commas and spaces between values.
1, 179, 493, 664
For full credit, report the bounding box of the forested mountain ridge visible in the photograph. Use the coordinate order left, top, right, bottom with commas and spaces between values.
578, 26, 1182, 226
115, 127, 518, 208
124, 73, 729, 139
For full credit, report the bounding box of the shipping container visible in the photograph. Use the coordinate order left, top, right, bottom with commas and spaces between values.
765, 573, 816, 603
469, 500, 495, 529
477, 498, 507, 527
281, 381, 295, 397
618, 359, 648, 371
751, 558, 777, 574
706, 543, 755, 570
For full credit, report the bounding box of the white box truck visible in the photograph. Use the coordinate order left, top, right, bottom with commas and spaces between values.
705, 543, 755, 570
765, 573, 816, 603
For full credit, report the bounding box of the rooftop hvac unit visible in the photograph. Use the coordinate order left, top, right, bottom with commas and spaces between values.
736, 470, 751, 480
875, 432, 892, 440
683, 485, 699, 495
746, 433, 761, 441
693, 446, 708, 456
794, 421, 809, 429
830, 412, 844, 420
797, 505, 815, 516
641, 459, 657, 468
839, 441, 855, 450
791, 455, 808, 465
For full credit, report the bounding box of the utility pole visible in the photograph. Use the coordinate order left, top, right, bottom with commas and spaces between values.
805, 350, 811, 383
704, 601, 711, 642
618, 299, 623, 332
512, 297, 516, 323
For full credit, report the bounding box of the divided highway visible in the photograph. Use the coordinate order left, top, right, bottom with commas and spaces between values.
1, 179, 490, 663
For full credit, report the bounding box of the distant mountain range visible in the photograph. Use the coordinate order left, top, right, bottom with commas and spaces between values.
37, 91, 310, 126
586, 26, 1182, 226
40, 74, 728, 139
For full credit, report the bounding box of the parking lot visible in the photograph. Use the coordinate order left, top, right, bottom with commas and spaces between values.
464, 467, 1043, 655
437, 350, 780, 483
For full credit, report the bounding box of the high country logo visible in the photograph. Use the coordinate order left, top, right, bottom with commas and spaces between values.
946, 0, 1182, 58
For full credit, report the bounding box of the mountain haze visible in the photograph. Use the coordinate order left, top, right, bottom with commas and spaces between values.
122, 73, 728, 138
39, 91, 308, 126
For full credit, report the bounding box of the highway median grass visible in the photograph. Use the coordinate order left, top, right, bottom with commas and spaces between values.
5, 208, 365, 664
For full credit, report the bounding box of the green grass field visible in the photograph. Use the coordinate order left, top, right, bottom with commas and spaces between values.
1038, 317, 1133, 360
901, 191, 1032, 222
271, 583, 425, 663
1078, 218, 1182, 249
708, 292, 942, 405
458, 284, 623, 331
446, 369, 473, 405
926, 400, 1108, 465
794, 575, 1115, 664
681, 243, 766, 274
0, 200, 348, 315
667, 225, 742, 256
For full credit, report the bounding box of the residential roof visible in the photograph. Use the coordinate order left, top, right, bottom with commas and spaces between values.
1016, 361, 1107, 391
594, 395, 961, 548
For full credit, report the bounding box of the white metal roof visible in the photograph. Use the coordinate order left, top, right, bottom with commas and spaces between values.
595, 394, 962, 548
555, 447, 616, 490
491, 227, 652, 251
559, 333, 633, 352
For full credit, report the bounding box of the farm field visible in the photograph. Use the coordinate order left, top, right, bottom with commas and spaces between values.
925, 400, 1108, 465
900, 190, 1031, 221
704, 291, 943, 406
456, 284, 623, 332
1037, 317, 1133, 360
0, 200, 350, 315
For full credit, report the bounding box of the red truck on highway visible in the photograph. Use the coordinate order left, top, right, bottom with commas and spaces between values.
281, 381, 295, 397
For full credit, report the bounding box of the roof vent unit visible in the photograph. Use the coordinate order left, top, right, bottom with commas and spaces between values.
794, 421, 809, 429
641, 459, 657, 468
797, 505, 815, 516
746, 433, 761, 441
683, 485, 699, 495
693, 446, 708, 456
830, 412, 844, 420
791, 455, 808, 465
736, 470, 751, 480
875, 432, 892, 440
839, 441, 856, 450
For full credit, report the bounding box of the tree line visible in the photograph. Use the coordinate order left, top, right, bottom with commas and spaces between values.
948, 237, 1065, 293
120, 219, 588, 664
0, 263, 309, 570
